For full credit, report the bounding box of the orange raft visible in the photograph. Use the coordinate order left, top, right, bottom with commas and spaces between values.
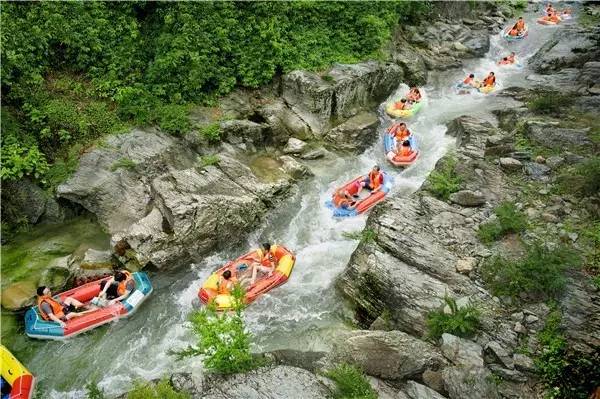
198, 246, 295, 310
326, 173, 392, 217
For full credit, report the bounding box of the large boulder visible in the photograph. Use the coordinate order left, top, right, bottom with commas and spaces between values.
440, 334, 484, 368
404, 380, 448, 399
1, 179, 64, 228
58, 129, 300, 269
324, 112, 379, 152
198, 366, 332, 399
529, 28, 600, 73
524, 121, 592, 149
442, 367, 500, 399
328, 330, 445, 380
0, 280, 36, 311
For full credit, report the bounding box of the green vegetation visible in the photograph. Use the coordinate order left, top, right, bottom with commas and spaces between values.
127, 379, 189, 399
85, 382, 105, 399
482, 243, 580, 302
342, 228, 377, 243
535, 308, 600, 399
198, 154, 220, 168
199, 122, 222, 143
2, 1, 430, 188
174, 284, 256, 374
110, 158, 137, 172
478, 202, 528, 243
558, 157, 600, 198
579, 8, 600, 28
426, 156, 462, 200
325, 363, 377, 399
426, 295, 480, 340
527, 92, 574, 115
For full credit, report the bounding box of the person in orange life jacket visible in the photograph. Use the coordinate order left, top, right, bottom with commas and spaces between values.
482, 72, 496, 87
334, 188, 357, 210
37, 286, 92, 328
515, 16, 526, 33
362, 165, 384, 194
250, 242, 276, 284
217, 270, 238, 295
393, 98, 409, 110
397, 140, 414, 157
388, 122, 411, 142
406, 87, 422, 103
463, 74, 479, 88
97, 270, 135, 306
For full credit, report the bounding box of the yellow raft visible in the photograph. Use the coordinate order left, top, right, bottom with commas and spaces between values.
1, 345, 35, 399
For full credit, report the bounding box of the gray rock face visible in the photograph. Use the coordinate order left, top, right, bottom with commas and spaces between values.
513, 354, 535, 372
524, 163, 551, 181
324, 112, 379, 152
283, 137, 308, 154
484, 341, 514, 369
442, 366, 500, 399
404, 380, 448, 399
529, 28, 600, 73
58, 129, 299, 269
282, 62, 402, 135
328, 330, 445, 380
577, 61, 600, 95
220, 119, 265, 146
524, 121, 592, 149
181, 366, 332, 399
440, 334, 484, 368
449, 190, 486, 207
1, 179, 64, 227
258, 99, 312, 143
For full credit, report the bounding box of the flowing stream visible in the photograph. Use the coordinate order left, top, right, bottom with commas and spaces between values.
5, 7, 574, 398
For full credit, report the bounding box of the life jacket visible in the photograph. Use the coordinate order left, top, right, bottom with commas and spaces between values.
509, 28, 519, 36
400, 146, 413, 157
37, 295, 64, 321
515, 20, 525, 30
368, 171, 382, 190
394, 128, 411, 141
463, 76, 474, 85
255, 245, 278, 267
333, 193, 344, 207
346, 181, 361, 196
393, 101, 405, 110
117, 271, 133, 296
550, 14, 560, 22
483, 75, 495, 87
217, 275, 237, 295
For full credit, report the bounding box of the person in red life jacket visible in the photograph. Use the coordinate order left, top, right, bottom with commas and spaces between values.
463, 74, 479, 88
250, 242, 276, 284
388, 122, 411, 142
37, 286, 92, 328
393, 98, 409, 110
482, 72, 496, 88
217, 270, 238, 295
362, 165, 384, 194
97, 270, 135, 306
406, 87, 422, 103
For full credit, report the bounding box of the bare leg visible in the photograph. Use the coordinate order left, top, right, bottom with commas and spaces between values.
64, 297, 85, 308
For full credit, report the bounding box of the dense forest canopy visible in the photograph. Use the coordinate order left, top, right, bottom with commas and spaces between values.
0, 1, 430, 184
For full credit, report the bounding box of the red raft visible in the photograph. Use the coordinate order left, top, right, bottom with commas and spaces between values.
198, 245, 296, 310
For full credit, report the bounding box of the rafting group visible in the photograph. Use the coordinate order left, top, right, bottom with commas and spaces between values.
538, 3, 572, 25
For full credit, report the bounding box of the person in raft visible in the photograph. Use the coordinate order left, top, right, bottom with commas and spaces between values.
406, 87, 422, 103
392, 98, 410, 110
394, 140, 416, 159
95, 270, 135, 306
333, 188, 357, 211
388, 122, 411, 142
482, 72, 496, 88
250, 243, 277, 284
462, 73, 480, 88
217, 270, 238, 295
545, 3, 555, 15
37, 286, 92, 328
509, 16, 526, 36
362, 165, 384, 194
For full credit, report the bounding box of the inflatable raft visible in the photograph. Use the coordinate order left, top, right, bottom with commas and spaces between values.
537, 16, 560, 25
479, 85, 496, 94
385, 99, 423, 119
384, 133, 419, 167
326, 172, 393, 217
502, 26, 528, 41
198, 246, 295, 310
1, 345, 34, 399
24, 272, 153, 340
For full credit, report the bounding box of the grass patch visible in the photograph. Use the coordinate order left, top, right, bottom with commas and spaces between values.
325, 363, 377, 399
342, 228, 377, 243
426, 295, 481, 340
478, 202, 528, 243
127, 379, 189, 399
85, 381, 105, 399
558, 157, 600, 198
579, 9, 600, 28
482, 243, 580, 302
198, 154, 220, 168
156, 104, 191, 136
426, 155, 462, 201
110, 158, 137, 172
199, 122, 221, 143
527, 93, 575, 115
321, 74, 334, 82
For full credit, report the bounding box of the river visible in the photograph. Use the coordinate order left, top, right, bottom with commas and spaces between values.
3, 6, 572, 398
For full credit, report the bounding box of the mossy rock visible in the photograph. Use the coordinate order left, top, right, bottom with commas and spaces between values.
1, 280, 36, 311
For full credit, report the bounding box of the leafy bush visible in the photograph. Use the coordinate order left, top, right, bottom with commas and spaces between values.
478, 201, 528, 243
482, 243, 580, 301
85, 382, 105, 399
0, 141, 48, 181
198, 154, 220, 168
527, 93, 574, 115
199, 123, 221, 143
157, 104, 191, 136
174, 285, 256, 374
426, 156, 462, 200
110, 158, 137, 172
426, 295, 480, 340
325, 363, 377, 399
342, 228, 377, 243
127, 379, 189, 399
558, 157, 600, 198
